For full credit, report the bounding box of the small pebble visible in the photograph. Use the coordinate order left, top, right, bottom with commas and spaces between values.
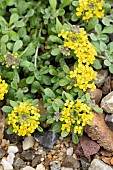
8, 146, 18, 154
23, 136, 35, 150
7, 153, 15, 165
23, 166, 35, 170
67, 147, 73, 156
36, 163, 45, 170
61, 167, 73, 170
1, 159, 13, 170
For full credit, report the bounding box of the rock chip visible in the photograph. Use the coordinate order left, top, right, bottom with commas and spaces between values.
84, 112, 113, 151
13, 157, 24, 170
36, 163, 45, 170
101, 91, 113, 114
105, 114, 113, 130
50, 161, 61, 170
88, 159, 113, 170
88, 89, 102, 104
23, 166, 35, 170
8, 146, 19, 154
80, 157, 90, 170
0, 149, 6, 159
21, 150, 33, 161
95, 69, 108, 88
62, 155, 80, 168
31, 155, 41, 168
66, 147, 73, 156
61, 168, 73, 170
1, 159, 13, 170
23, 136, 35, 150
80, 135, 100, 158
7, 153, 15, 165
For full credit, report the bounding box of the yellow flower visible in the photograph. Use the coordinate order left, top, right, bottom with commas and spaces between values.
8, 102, 41, 136
0, 77, 8, 100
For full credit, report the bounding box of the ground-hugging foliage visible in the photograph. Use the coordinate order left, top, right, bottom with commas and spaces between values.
0, 0, 112, 143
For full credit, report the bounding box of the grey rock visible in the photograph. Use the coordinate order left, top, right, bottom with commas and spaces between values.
101, 91, 113, 114
105, 114, 113, 130
88, 89, 102, 104
95, 70, 108, 88
50, 161, 61, 170
80, 157, 90, 170
62, 155, 80, 168
0, 149, 6, 159
21, 151, 33, 161
88, 159, 113, 170
61, 168, 73, 170
34, 130, 59, 149
14, 157, 24, 170
32, 155, 41, 168
36, 164, 45, 170
66, 147, 73, 156
23, 136, 35, 151
23, 166, 35, 170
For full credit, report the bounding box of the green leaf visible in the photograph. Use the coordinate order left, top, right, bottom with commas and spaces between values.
61, 0, 71, 7
26, 9, 34, 17
52, 102, 59, 112
44, 88, 56, 98
93, 58, 102, 70
102, 26, 113, 34
42, 75, 51, 85
4, 118, 9, 124
59, 79, 69, 86
109, 42, 113, 54
15, 89, 23, 101
7, 125, 13, 135
104, 60, 111, 66
72, 133, 79, 144
51, 48, 60, 56
52, 122, 62, 133
56, 17, 62, 33
32, 99, 39, 105
37, 126, 43, 132
90, 33, 97, 41
9, 30, 19, 41
61, 130, 69, 137
14, 20, 25, 27
87, 18, 99, 31
49, 0, 57, 10
1, 35, 9, 43
31, 81, 40, 93
18, 27, 26, 38
93, 106, 103, 114
1, 43, 6, 55
102, 17, 110, 26
54, 99, 64, 108
11, 81, 18, 90
49, 35, 62, 43
46, 116, 54, 124
26, 76, 34, 84
20, 61, 31, 67
109, 64, 113, 73
63, 65, 70, 74
100, 41, 107, 51
63, 92, 73, 101
9, 13, 19, 25
2, 106, 13, 113
72, 1, 79, 6
13, 40, 23, 52
10, 100, 18, 107
95, 24, 102, 35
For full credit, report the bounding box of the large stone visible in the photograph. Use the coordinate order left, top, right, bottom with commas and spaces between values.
7, 153, 15, 165
8, 146, 19, 154
80, 135, 100, 158
13, 157, 24, 170
101, 91, 113, 114
84, 112, 113, 151
31, 155, 41, 168
21, 150, 33, 161
105, 114, 113, 130
88, 159, 113, 170
36, 164, 45, 170
95, 70, 108, 88
23, 136, 35, 150
23, 166, 35, 170
80, 157, 90, 170
1, 159, 13, 170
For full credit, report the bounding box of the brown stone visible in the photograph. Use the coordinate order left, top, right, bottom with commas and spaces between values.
87, 89, 102, 104
62, 155, 80, 168
100, 150, 112, 157
84, 112, 113, 151
44, 158, 51, 168
110, 157, 113, 165
101, 156, 111, 165
80, 135, 100, 158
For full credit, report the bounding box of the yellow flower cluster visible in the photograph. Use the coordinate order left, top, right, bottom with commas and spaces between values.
76, 0, 104, 21
0, 76, 8, 100
58, 29, 97, 65
60, 99, 94, 135
70, 64, 97, 92
8, 102, 40, 136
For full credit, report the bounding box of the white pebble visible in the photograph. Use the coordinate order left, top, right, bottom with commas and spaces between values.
41, 158, 45, 161
36, 163, 45, 170
8, 146, 18, 154
1, 159, 13, 170
66, 147, 73, 156
23, 136, 35, 150
7, 153, 15, 165
23, 166, 35, 170
61, 167, 73, 170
